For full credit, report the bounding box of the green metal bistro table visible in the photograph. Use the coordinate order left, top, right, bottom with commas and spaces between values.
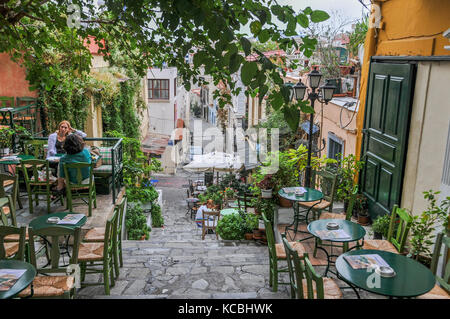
220, 208, 240, 216
29, 212, 87, 266
336, 249, 436, 298
0, 260, 36, 299
278, 187, 323, 241
308, 219, 366, 277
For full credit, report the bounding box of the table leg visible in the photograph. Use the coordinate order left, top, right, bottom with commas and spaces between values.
284, 202, 316, 242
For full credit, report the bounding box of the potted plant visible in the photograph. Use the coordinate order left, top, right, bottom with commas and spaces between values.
0, 127, 14, 156
408, 190, 449, 267
271, 151, 297, 207
241, 213, 259, 240
355, 193, 370, 225
371, 214, 390, 239
257, 175, 274, 199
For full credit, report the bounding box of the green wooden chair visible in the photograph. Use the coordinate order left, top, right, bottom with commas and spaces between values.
21, 159, 63, 214
82, 196, 126, 279
313, 190, 358, 257
78, 207, 117, 295
63, 161, 96, 217
0, 225, 26, 260
299, 169, 338, 221
362, 205, 413, 254
262, 213, 307, 292
281, 234, 343, 299
417, 232, 450, 299
0, 173, 22, 210
18, 225, 81, 299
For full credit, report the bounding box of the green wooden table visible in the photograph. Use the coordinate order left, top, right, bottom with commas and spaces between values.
0, 154, 35, 165
336, 249, 436, 298
0, 260, 36, 299
29, 211, 87, 231
29, 212, 87, 267
308, 219, 366, 277
278, 187, 323, 241
220, 208, 239, 216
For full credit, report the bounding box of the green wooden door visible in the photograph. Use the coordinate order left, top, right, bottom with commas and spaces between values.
360, 62, 415, 219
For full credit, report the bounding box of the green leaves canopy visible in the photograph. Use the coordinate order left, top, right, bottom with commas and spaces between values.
0, 0, 329, 131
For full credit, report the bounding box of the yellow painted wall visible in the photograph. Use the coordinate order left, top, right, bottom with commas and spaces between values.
356, 0, 450, 160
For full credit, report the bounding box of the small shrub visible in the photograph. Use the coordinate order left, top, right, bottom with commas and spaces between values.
151, 203, 164, 227
371, 215, 390, 237
126, 204, 151, 240
216, 214, 245, 240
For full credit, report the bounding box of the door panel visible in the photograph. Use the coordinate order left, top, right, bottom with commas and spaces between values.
361, 62, 415, 219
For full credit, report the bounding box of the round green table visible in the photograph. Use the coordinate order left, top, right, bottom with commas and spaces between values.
278, 187, 323, 241
220, 208, 239, 216
0, 260, 36, 299
29, 212, 87, 267
0, 154, 35, 165
308, 219, 366, 276
336, 249, 436, 298
29, 211, 87, 231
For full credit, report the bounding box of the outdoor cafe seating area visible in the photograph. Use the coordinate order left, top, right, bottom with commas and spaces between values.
184, 168, 450, 299
0, 106, 126, 298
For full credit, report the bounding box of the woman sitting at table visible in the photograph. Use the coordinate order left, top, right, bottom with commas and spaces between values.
47, 120, 86, 159
53, 134, 91, 194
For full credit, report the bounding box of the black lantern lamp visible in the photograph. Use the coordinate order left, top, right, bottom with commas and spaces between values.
320, 80, 336, 103
308, 68, 322, 89
293, 80, 307, 101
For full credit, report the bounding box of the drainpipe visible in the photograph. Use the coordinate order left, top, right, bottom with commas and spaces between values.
355, 2, 380, 163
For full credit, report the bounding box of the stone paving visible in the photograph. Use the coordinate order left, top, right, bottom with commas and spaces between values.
76, 173, 385, 299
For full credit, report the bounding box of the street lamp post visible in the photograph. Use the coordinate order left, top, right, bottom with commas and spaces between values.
292, 68, 336, 188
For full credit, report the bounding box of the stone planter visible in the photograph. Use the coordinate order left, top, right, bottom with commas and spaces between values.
261, 189, 273, 199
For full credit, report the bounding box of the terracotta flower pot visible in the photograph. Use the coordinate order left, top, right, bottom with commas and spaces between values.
357, 214, 370, 226
278, 194, 292, 207
244, 233, 253, 240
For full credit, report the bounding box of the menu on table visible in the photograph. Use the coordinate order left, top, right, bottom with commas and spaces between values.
57, 213, 85, 225
0, 269, 26, 291
344, 254, 390, 270
316, 229, 351, 240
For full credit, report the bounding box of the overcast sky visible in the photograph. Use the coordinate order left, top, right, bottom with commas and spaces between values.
241, 0, 369, 35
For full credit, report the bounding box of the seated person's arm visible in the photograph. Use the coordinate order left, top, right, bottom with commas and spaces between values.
47, 134, 56, 158
73, 129, 87, 138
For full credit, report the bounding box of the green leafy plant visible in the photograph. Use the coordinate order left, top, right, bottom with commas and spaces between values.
0, 127, 14, 149
216, 214, 245, 240
126, 185, 159, 204
224, 187, 236, 199
287, 144, 337, 180
335, 154, 364, 203
241, 213, 259, 233
126, 203, 151, 240
409, 190, 450, 261
150, 203, 164, 228
372, 214, 391, 238
348, 16, 368, 56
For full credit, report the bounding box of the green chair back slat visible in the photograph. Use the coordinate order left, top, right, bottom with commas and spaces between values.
28, 226, 81, 274
281, 233, 307, 299
63, 161, 96, 216
344, 188, 358, 221
430, 232, 450, 292
386, 205, 413, 253
304, 256, 325, 299
23, 139, 47, 159
63, 162, 94, 187
0, 225, 26, 260
0, 174, 19, 211
313, 169, 338, 212
0, 196, 17, 226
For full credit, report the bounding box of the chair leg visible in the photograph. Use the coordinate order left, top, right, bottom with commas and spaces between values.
272, 261, 278, 292
113, 244, 120, 279
119, 242, 123, 267
104, 260, 110, 295
17, 191, 23, 209
88, 194, 92, 217
313, 238, 319, 258
80, 262, 86, 282
28, 193, 33, 215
